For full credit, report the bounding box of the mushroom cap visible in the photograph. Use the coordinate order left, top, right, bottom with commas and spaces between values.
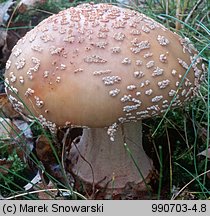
4, 3, 202, 130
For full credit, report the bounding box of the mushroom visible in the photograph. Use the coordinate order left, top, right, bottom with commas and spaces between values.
4, 3, 203, 197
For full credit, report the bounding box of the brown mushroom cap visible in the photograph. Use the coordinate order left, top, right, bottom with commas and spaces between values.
4, 3, 202, 132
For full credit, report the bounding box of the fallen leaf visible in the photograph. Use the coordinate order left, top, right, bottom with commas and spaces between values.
0, 93, 20, 119
198, 148, 210, 159
18, 0, 46, 13
0, 29, 8, 67
0, 116, 34, 162
0, 0, 14, 24
207, 172, 210, 180
0, 158, 13, 175
33, 181, 58, 200
0, 117, 12, 140
0, 29, 7, 47
12, 119, 34, 160
0, 29, 20, 68
12, 119, 34, 150
36, 134, 74, 186
0, 0, 15, 68
35, 135, 58, 164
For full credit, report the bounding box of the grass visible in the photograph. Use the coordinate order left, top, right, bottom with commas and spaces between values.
0, 0, 209, 199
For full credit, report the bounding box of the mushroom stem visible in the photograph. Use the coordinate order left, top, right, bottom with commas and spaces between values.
70, 121, 154, 194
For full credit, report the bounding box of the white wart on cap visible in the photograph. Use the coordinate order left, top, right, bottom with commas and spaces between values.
5, 3, 203, 136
